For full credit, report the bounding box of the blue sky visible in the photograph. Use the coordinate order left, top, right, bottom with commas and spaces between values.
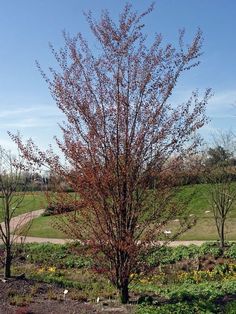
0, 0, 236, 152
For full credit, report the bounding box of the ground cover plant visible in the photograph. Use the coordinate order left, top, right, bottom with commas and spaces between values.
0, 242, 236, 312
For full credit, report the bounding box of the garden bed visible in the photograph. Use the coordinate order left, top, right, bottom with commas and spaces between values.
1, 242, 236, 313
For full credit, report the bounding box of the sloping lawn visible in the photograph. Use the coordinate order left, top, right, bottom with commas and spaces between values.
0, 192, 47, 219
22, 215, 67, 239
20, 183, 236, 240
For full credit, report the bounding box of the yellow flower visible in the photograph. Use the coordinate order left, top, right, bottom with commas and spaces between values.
130, 273, 135, 279
48, 266, 56, 273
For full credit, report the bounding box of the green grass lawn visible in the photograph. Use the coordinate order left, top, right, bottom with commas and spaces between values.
18, 183, 236, 240
177, 183, 236, 217
0, 192, 47, 220
25, 215, 67, 238
27, 215, 236, 241
14, 193, 47, 215
168, 217, 236, 241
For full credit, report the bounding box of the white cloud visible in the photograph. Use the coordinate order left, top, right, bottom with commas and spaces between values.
170, 88, 236, 119
0, 103, 63, 129
208, 90, 236, 108
0, 107, 38, 118
206, 89, 236, 119
168, 88, 236, 140
0, 118, 41, 129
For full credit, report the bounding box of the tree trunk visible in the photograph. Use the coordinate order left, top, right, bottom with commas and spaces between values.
219, 221, 225, 249
4, 246, 12, 278
120, 279, 129, 304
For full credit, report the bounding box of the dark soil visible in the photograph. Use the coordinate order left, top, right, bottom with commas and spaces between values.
0, 278, 133, 314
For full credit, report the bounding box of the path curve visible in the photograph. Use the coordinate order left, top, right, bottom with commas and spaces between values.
8, 209, 44, 231
1, 209, 212, 246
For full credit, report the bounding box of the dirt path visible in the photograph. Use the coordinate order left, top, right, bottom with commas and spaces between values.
11, 236, 208, 246
0, 209, 209, 246
0, 209, 44, 233
167, 240, 206, 247
0, 209, 45, 244
6, 209, 44, 231
20, 237, 206, 246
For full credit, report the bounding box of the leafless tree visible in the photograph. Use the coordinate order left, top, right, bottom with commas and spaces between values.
205, 132, 236, 249
0, 147, 31, 278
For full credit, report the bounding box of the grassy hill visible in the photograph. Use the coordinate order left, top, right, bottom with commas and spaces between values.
22, 183, 236, 240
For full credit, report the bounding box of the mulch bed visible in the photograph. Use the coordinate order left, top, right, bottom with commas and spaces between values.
0, 278, 131, 314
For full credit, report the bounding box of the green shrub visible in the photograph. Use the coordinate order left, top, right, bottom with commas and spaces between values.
134, 280, 236, 305
136, 300, 220, 314
224, 243, 236, 259
42, 202, 75, 216
164, 280, 236, 303
145, 246, 173, 266
145, 243, 219, 267
199, 242, 222, 258
225, 300, 236, 314
170, 245, 200, 261
23, 243, 93, 269
137, 295, 153, 305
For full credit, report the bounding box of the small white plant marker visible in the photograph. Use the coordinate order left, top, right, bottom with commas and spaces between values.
63, 289, 68, 300
163, 230, 171, 235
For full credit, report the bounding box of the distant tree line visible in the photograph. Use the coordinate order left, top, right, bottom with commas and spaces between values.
170, 145, 236, 186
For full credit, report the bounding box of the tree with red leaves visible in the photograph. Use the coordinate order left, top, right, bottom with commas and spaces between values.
11, 4, 211, 303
